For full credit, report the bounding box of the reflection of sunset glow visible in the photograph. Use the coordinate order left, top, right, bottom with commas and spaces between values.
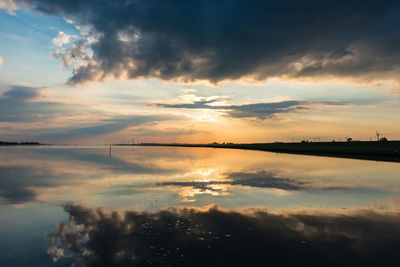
179, 183, 231, 199
0, 146, 399, 211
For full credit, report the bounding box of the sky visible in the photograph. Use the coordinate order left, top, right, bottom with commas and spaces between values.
0, 0, 399, 145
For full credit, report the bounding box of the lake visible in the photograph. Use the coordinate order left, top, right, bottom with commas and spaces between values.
1, 146, 399, 266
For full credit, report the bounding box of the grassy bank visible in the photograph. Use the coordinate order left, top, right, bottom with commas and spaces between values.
134, 141, 400, 162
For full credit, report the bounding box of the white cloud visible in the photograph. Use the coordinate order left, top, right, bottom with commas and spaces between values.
0, 56, 3, 66
52, 31, 71, 47
0, 0, 18, 15
47, 246, 65, 262
51, 41, 87, 68
64, 18, 75, 24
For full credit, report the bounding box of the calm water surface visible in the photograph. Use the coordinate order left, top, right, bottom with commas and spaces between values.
1, 146, 399, 266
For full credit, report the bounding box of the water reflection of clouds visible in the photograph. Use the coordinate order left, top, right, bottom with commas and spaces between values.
0, 166, 70, 204
1, 147, 400, 211
47, 204, 400, 266
155, 170, 350, 200
0, 148, 180, 204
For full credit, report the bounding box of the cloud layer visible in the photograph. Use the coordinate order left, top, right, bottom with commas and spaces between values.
0, 85, 76, 122
35, 114, 182, 139
157, 98, 346, 119
10, 0, 400, 84
0, 85, 185, 140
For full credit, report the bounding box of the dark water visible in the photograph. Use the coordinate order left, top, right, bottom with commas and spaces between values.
0, 146, 399, 266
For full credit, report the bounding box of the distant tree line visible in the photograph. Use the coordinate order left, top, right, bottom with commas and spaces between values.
0, 141, 41, 146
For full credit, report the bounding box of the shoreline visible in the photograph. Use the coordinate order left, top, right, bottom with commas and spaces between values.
123, 141, 400, 163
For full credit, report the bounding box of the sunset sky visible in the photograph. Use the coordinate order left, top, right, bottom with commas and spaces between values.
0, 0, 399, 144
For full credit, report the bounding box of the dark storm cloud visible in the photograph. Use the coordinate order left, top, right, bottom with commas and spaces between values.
157, 99, 346, 119
14, 0, 400, 84
47, 204, 400, 266
0, 85, 78, 122
34, 114, 183, 139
